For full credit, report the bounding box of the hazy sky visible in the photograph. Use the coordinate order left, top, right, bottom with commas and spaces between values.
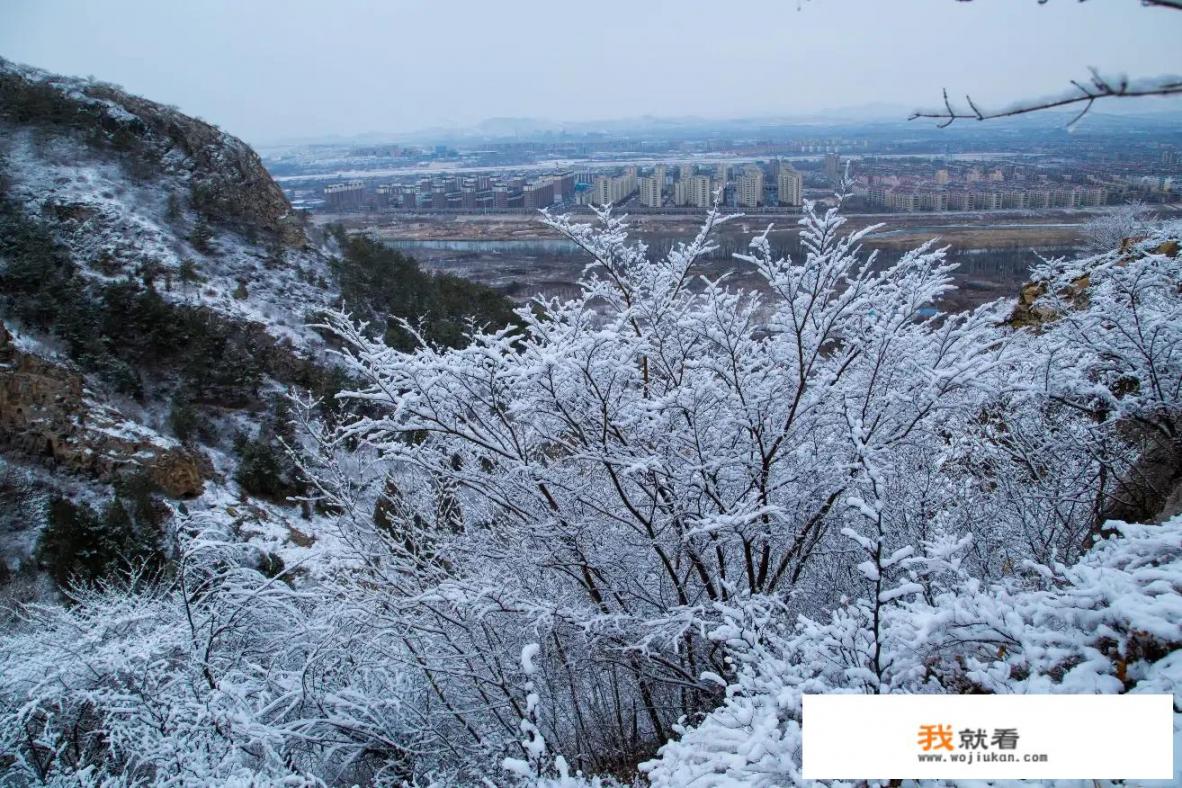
2, 0, 1179, 144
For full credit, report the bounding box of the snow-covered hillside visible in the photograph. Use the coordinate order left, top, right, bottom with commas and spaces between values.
0, 57, 349, 595
0, 57, 335, 349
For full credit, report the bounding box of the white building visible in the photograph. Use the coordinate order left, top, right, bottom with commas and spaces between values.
777, 166, 802, 207
737, 169, 764, 208
638, 176, 662, 207
590, 172, 638, 206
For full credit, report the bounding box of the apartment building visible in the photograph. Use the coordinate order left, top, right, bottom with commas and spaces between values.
737, 169, 764, 207
591, 172, 638, 206
638, 176, 663, 207
324, 181, 366, 211
777, 165, 803, 206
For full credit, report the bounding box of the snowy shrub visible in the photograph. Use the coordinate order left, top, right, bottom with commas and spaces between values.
300, 201, 1180, 780
642, 515, 1182, 787
305, 196, 1010, 771
1, 514, 422, 786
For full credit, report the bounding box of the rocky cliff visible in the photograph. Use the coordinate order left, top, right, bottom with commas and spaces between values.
0, 58, 339, 587
0, 57, 334, 343
0, 325, 205, 498
0, 57, 301, 245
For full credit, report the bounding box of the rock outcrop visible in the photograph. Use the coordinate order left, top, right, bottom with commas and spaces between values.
1006, 237, 1179, 328
0, 57, 303, 246
0, 325, 206, 498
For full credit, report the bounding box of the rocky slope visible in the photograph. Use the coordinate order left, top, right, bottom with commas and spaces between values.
0, 57, 518, 600
0, 324, 205, 499
0, 57, 341, 591
0, 56, 333, 343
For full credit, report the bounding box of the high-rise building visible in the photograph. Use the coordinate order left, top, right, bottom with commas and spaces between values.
324, 181, 366, 211
689, 175, 714, 208
523, 180, 555, 210
679, 163, 694, 181
638, 176, 663, 207
737, 169, 764, 207
592, 176, 612, 206
673, 175, 714, 208
777, 165, 803, 207
552, 173, 576, 203
375, 184, 400, 208
824, 153, 842, 183
622, 170, 637, 198
590, 172, 638, 206
716, 164, 729, 188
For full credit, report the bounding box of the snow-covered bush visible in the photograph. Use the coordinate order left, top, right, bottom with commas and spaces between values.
305, 196, 1010, 770
642, 515, 1182, 787
1027, 223, 1182, 432
1081, 203, 1156, 255
301, 200, 1180, 780
0, 513, 421, 786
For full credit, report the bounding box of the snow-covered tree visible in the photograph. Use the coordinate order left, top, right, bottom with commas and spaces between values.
3, 199, 1178, 785
1082, 203, 1157, 255
305, 196, 1006, 769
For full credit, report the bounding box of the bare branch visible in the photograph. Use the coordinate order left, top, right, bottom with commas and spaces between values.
911, 72, 1182, 127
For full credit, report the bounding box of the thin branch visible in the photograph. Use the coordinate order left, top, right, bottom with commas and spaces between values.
911, 70, 1182, 127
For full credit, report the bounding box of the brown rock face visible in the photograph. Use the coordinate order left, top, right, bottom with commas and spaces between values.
1006, 238, 1178, 329
1006, 275, 1090, 328
146, 449, 206, 498
0, 325, 206, 498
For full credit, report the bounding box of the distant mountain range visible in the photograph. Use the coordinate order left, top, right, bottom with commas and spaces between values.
257, 100, 1182, 149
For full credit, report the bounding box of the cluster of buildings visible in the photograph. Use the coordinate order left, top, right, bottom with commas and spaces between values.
324, 172, 577, 212
583, 160, 804, 209
853, 157, 1180, 213
1123, 173, 1176, 194
859, 165, 1111, 213
866, 182, 1109, 212
322, 161, 806, 213
317, 147, 1178, 215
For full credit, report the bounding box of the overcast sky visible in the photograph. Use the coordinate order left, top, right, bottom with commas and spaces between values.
2, 0, 1178, 145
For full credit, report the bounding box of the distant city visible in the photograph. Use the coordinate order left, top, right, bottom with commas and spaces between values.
265, 115, 1182, 217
